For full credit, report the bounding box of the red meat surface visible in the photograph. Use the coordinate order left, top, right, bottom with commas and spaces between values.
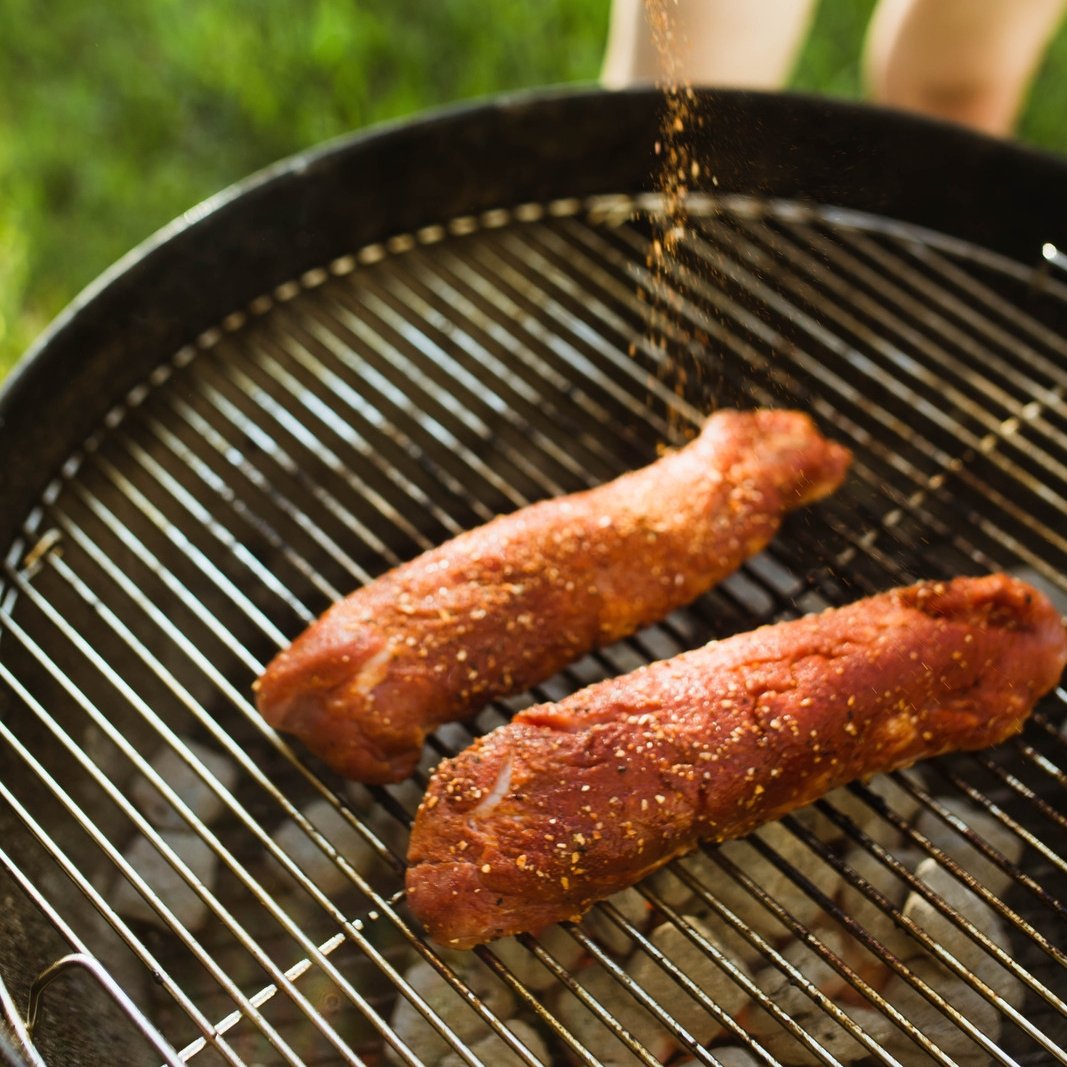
255, 409, 850, 783
406, 574, 1067, 948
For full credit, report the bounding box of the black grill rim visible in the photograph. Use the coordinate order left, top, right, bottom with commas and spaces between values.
4, 86, 1067, 553
4, 88, 1067, 1064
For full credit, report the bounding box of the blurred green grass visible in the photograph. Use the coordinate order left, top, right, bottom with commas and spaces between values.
2, 0, 1066, 380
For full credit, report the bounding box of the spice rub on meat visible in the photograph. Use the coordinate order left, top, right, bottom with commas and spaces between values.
255, 409, 850, 783
406, 574, 1067, 948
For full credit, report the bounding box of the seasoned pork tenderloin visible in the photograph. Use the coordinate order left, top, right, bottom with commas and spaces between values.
255, 409, 850, 783
406, 574, 1067, 948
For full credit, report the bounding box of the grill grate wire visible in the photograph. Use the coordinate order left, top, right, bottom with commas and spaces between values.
1, 194, 1066, 1066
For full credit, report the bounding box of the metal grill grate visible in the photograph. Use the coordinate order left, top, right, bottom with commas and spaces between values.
2, 193, 1067, 1067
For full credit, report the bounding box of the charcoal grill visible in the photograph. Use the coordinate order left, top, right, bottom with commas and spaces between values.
2, 88, 1067, 1067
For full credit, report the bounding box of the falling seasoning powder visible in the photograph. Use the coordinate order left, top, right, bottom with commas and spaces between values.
638, 0, 716, 432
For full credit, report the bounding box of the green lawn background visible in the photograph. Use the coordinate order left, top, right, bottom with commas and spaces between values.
3, 0, 1067, 379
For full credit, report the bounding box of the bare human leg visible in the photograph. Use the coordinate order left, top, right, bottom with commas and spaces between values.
865, 0, 1067, 136
601, 0, 818, 89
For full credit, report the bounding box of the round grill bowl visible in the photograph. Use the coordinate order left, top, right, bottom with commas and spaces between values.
2, 88, 1067, 1067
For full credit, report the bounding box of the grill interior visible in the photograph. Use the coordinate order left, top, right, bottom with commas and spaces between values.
2, 189, 1067, 1067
